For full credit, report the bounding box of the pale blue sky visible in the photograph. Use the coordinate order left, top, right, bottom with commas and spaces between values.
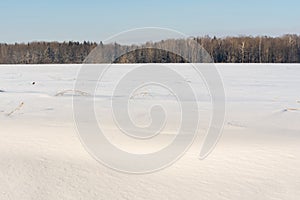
0, 0, 299, 43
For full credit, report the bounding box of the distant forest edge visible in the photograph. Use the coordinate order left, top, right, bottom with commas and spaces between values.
0, 35, 300, 64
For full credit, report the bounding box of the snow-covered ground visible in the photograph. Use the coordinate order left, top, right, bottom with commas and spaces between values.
0, 64, 299, 200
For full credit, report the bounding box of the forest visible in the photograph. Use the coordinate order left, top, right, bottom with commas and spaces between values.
0, 35, 299, 64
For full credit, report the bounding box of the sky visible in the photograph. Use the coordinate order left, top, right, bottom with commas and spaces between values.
0, 0, 299, 43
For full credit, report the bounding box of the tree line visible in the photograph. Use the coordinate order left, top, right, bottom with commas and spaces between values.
0, 35, 299, 64
0, 41, 97, 64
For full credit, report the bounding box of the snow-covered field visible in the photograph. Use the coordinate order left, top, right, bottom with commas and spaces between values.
0, 64, 299, 200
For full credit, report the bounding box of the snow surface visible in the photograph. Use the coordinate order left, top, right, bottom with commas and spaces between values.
0, 64, 299, 200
